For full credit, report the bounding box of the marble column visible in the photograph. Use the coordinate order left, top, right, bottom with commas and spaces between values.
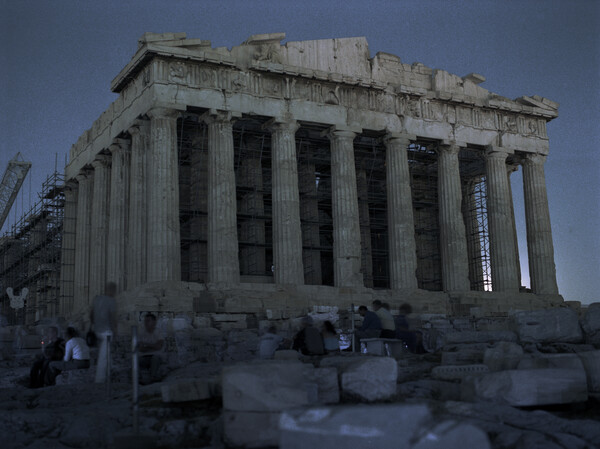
107, 139, 130, 292
299, 162, 322, 285
147, 108, 181, 282
89, 155, 111, 299
127, 120, 149, 289
485, 147, 519, 292
59, 181, 78, 316
268, 119, 304, 285
327, 127, 363, 287
522, 153, 558, 294
202, 110, 240, 284
74, 170, 93, 311
384, 133, 418, 290
437, 143, 470, 291
356, 169, 373, 288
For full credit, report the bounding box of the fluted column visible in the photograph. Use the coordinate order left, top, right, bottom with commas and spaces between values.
485, 147, 519, 292
267, 119, 304, 284
127, 120, 150, 289
202, 110, 240, 284
522, 153, 558, 294
147, 108, 181, 282
461, 178, 485, 290
74, 171, 93, 312
89, 155, 111, 299
107, 139, 130, 292
384, 133, 418, 290
326, 127, 363, 287
59, 181, 78, 316
437, 142, 470, 291
357, 169, 373, 288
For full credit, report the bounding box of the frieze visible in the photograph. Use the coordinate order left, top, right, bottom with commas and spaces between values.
148, 56, 550, 139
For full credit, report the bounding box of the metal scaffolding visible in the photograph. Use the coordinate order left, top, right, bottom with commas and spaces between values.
0, 171, 65, 324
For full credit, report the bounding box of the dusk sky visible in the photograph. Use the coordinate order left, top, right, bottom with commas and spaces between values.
1, 0, 598, 304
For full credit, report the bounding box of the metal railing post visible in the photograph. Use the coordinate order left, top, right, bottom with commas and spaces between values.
132, 326, 139, 434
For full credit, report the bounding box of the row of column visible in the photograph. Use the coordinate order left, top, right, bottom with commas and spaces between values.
66, 107, 558, 312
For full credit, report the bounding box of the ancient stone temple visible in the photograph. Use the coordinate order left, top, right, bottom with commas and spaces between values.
61, 32, 562, 321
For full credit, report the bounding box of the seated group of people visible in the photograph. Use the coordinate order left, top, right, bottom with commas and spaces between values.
258, 316, 340, 358
30, 326, 90, 388
356, 300, 424, 353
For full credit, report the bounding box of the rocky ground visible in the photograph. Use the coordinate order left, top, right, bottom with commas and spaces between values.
1, 303, 599, 448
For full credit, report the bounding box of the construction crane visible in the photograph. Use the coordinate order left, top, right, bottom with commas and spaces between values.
0, 152, 32, 231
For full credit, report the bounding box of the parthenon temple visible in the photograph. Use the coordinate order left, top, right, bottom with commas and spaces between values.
59, 32, 562, 322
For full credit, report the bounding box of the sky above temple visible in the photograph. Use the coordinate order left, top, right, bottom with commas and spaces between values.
1, 0, 598, 304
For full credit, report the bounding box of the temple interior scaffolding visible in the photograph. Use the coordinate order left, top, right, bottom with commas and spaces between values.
175, 114, 494, 293
0, 172, 66, 325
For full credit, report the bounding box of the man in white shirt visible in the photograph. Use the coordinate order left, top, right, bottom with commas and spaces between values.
138, 313, 164, 383
258, 326, 284, 359
372, 300, 396, 338
47, 327, 91, 385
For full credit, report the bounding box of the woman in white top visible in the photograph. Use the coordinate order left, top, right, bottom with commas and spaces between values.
47, 327, 91, 385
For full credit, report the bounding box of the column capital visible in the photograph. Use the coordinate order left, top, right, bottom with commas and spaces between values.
321, 124, 361, 140
109, 138, 131, 155
128, 119, 150, 136
91, 154, 111, 169
75, 168, 92, 182
147, 107, 180, 120
383, 132, 415, 147
200, 109, 241, 125
486, 145, 514, 158
521, 152, 546, 166
263, 116, 299, 134
437, 141, 464, 155
506, 163, 520, 175
64, 179, 79, 193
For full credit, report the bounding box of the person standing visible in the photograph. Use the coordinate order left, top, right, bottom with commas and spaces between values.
372, 300, 396, 338
138, 313, 164, 383
90, 282, 117, 383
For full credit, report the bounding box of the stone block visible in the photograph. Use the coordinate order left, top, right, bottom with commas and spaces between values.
274, 350, 300, 360
442, 330, 517, 345
512, 308, 583, 343
412, 420, 490, 449
361, 338, 407, 358
340, 357, 398, 401
308, 367, 339, 404
161, 378, 212, 402
461, 368, 588, 406
581, 303, 600, 345
517, 353, 585, 371
279, 404, 432, 449
441, 343, 489, 365
192, 316, 211, 328
431, 364, 489, 380
222, 361, 315, 412
483, 342, 524, 371
223, 410, 280, 448
576, 350, 600, 392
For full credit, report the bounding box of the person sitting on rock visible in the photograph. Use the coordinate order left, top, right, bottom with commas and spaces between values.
353, 305, 382, 351
138, 313, 164, 383
321, 320, 340, 353
258, 326, 286, 359
29, 326, 65, 388
372, 300, 396, 338
292, 316, 325, 356
46, 327, 91, 385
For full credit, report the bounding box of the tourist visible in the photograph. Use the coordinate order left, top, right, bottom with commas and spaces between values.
138, 313, 164, 383
396, 303, 425, 353
258, 326, 285, 359
321, 320, 340, 353
353, 305, 382, 350
292, 316, 325, 356
90, 281, 117, 383
46, 327, 91, 385
29, 326, 65, 388
372, 300, 396, 338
